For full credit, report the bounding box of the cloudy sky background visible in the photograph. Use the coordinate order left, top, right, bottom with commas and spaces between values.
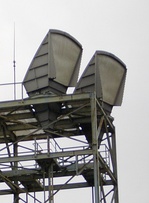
0, 0, 149, 202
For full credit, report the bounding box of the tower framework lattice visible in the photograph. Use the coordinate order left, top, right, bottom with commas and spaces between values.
0, 92, 118, 203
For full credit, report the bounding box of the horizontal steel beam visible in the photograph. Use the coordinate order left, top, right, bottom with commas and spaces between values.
0, 93, 91, 109
0, 182, 89, 195
0, 149, 92, 163
0, 179, 115, 195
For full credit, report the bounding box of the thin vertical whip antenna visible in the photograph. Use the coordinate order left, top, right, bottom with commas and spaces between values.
13, 22, 16, 100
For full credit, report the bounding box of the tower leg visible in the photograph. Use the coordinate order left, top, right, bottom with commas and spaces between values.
13, 143, 19, 203
91, 93, 100, 203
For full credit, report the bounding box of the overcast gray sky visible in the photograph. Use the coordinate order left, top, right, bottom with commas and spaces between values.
0, 0, 149, 202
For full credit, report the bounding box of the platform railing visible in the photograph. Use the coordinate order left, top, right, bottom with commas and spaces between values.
0, 82, 26, 101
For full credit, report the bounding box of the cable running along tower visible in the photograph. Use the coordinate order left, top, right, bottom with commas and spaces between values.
0, 29, 127, 203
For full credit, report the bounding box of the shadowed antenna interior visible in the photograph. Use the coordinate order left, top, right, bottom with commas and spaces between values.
13, 22, 16, 100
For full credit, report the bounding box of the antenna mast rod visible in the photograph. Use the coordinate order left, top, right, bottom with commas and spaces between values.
13, 23, 16, 100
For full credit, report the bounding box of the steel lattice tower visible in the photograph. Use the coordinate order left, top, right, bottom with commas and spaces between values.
0, 29, 126, 203
0, 92, 118, 202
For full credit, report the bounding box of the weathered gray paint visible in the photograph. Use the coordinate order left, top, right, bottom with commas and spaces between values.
75, 51, 127, 107
23, 29, 83, 96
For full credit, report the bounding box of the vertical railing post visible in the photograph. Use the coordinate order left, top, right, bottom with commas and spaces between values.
34, 138, 37, 157
43, 171, 46, 202
26, 192, 28, 203
47, 135, 50, 154
48, 164, 54, 203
